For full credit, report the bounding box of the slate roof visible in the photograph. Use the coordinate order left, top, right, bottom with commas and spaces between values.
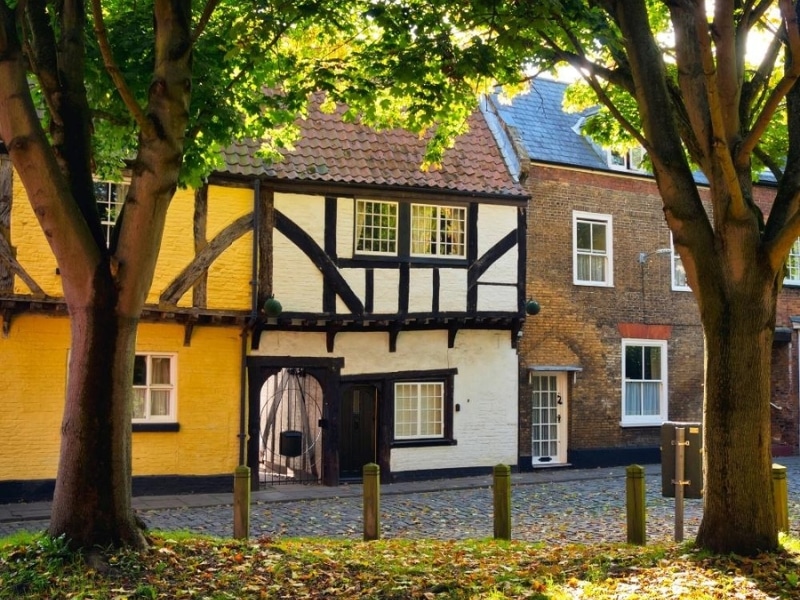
488, 78, 609, 170
218, 96, 528, 199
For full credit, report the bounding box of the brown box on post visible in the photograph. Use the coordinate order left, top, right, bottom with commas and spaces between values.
661, 421, 703, 499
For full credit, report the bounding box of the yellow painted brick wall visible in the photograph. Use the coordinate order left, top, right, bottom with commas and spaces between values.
11, 175, 252, 311
146, 185, 252, 310
132, 322, 242, 475
0, 315, 243, 480
204, 185, 252, 310
11, 177, 61, 296
0, 313, 69, 479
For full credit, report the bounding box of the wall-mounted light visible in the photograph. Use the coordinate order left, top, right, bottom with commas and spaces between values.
525, 299, 541, 316
263, 295, 282, 317
638, 248, 671, 264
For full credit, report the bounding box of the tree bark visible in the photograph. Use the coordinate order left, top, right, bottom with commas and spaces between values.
48, 271, 146, 549
44, 0, 194, 550
695, 284, 778, 554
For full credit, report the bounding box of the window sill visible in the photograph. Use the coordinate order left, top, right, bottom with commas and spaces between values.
392, 438, 457, 448
133, 423, 180, 433
574, 281, 614, 288
619, 421, 661, 428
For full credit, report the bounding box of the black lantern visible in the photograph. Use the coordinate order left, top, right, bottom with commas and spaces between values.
525, 299, 541, 316
263, 295, 282, 317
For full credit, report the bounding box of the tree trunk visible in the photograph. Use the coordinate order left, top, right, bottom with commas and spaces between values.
48, 270, 146, 549
696, 288, 778, 554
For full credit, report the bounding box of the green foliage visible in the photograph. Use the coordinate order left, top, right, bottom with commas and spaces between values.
72, 0, 533, 187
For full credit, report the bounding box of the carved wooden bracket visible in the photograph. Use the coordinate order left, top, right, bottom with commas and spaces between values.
1, 308, 12, 337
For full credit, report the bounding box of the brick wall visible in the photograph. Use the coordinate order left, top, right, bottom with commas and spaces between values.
518, 165, 705, 463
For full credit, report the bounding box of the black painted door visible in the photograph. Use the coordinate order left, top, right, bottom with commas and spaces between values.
339, 385, 377, 479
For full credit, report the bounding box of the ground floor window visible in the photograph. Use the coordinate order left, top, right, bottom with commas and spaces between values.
133, 353, 177, 423
394, 381, 444, 440
621, 339, 667, 426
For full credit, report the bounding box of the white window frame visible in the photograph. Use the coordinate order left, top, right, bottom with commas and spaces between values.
94, 181, 127, 247
410, 203, 467, 258
132, 353, 177, 423
573, 211, 613, 287
606, 147, 647, 172
354, 199, 398, 256
621, 339, 668, 427
393, 381, 444, 440
786, 238, 800, 286
671, 235, 691, 291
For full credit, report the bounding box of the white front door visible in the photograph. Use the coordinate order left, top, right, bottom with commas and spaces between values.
531, 373, 568, 466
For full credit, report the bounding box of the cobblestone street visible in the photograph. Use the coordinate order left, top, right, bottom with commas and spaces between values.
4, 460, 800, 545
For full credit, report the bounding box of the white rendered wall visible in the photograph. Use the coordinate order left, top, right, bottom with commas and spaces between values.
372, 269, 400, 314
408, 269, 434, 313
272, 194, 519, 317
273, 193, 326, 313
337, 197, 355, 259
250, 328, 519, 472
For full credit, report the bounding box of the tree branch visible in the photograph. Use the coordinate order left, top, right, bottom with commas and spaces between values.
89, 0, 154, 138
711, 0, 741, 134
191, 0, 219, 45
739, 0, 800, 164
23, 0, 63, 128
0, 3, 102, 300
692, 0, 748, 220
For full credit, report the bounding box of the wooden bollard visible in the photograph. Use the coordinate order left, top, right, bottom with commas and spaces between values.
493, 464, 511, 540
626, 464, 646, 545
773, 464, 789, 532
233, 465, 251, 539
363, 463, 380, 540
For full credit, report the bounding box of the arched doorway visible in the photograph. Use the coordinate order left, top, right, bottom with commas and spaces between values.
247, 356, 344, 488
260, 368, 323, 485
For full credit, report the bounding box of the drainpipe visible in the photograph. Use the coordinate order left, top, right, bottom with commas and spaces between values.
238, 178, 261, 465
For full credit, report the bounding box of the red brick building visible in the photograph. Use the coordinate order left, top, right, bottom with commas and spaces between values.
485, 78, 796, 468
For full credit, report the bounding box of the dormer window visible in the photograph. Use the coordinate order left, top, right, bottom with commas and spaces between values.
607, 147, 647, 173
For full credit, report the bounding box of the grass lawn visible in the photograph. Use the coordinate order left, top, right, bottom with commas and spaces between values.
2, 530, 800, 599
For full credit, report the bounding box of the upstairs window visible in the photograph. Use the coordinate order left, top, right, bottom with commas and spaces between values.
622, 339, 668, 426
94, 181, 127, 247
786, 239, 800, 286
354, 199, 468, 260
411, 204, 466, 258
133, 354, 177, 423
394, 381, 444, 440
573, 211, 613, 286
607, 147, 647, 172
355, 199, 398, 255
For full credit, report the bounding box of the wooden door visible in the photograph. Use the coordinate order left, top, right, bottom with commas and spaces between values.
339, 385, 377, 479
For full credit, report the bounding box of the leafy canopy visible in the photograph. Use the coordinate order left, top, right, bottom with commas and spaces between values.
75, 0, 534, 188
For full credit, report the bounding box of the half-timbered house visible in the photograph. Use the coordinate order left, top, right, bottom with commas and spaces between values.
0, 97, 528, 501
